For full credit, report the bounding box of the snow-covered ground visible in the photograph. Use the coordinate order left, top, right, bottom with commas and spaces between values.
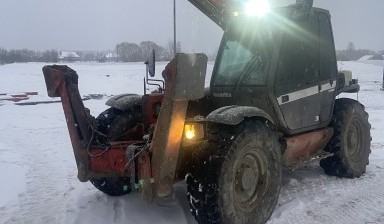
0, 61, 383, 224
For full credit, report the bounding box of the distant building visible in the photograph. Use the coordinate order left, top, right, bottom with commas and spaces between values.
105, 52, 117, 62
59, 51, 80, 62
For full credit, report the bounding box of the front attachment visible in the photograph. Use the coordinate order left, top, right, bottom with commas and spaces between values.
148, 53, 208, 199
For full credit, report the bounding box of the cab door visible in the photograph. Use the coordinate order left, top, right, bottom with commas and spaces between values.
274, 12, 322, 133
317, 12, 338, 127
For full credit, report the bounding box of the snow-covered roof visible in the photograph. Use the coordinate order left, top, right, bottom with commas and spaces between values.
357, 55, 374, 61
59, 51, 80, 59
358, 55, 384, 61
105, 52, 117, 59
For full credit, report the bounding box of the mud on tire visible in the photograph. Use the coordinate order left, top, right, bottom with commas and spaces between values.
187, 120, 282, 224
320, 98, 371, 178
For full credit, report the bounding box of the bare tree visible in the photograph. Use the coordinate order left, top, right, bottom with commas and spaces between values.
346, 42, 356, 51
116, 42, 143, 62
39, 50, 59, 62
140, 41, 168, 61
166, 40, 181, 59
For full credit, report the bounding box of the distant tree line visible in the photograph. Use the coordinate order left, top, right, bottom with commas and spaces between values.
336, 42, 384, 61
115, 40, 181, 62
2, 40, 383, 65
0, 47, 59, 65
0, 40, 183, 65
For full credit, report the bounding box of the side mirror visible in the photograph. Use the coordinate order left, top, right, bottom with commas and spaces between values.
293, 0, 313, 20
146, 49, 156, 77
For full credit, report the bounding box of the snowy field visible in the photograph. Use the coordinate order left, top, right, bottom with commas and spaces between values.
0, 60, 384, 224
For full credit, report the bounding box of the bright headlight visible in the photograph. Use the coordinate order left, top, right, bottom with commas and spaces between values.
245, 0, 271, 17
184, 123, 204, 140
185, 125, 196, 140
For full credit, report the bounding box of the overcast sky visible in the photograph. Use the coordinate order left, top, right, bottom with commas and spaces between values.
0, 0, 383, 53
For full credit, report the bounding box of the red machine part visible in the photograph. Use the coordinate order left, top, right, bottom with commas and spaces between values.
43, 53, 207, 201
43, 65, 92, 181
42, 65, 159, 181
283, 128, 333, 167
142, 93, 164, 126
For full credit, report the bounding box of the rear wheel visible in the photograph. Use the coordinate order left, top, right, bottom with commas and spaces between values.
187, 121, 282, 224
90, 106, 141, 196
320, 98, 371, 178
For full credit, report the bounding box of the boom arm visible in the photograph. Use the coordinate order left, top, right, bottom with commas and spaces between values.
188, 0, 314, 28
187, 0, 229, 28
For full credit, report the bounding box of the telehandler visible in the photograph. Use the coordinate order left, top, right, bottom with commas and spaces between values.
42, 0, 371, 223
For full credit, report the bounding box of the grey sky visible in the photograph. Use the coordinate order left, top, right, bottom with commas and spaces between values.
0, 0, 383, 53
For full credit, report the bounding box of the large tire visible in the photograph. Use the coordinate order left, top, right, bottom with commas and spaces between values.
90, 106, 141, 196
90, 177, 131, 196
320, 98, 371, 178
96, 107, 141, 142
187, 121, 282, 224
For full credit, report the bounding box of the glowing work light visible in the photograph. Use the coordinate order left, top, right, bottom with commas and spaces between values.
244, 0, 271, 17
185, 125, 196, 140
184, 123, 204, 140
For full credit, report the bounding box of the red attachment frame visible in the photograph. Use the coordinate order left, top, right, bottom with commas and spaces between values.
89, 141, 142, 177
42, 54, 207, 201
42, 65, 155, 181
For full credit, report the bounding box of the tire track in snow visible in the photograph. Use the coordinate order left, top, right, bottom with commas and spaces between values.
2, 122, 80, 224
269, 161, 384, 224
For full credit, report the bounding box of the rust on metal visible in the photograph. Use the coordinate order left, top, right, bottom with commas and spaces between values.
283, 128, 333, 167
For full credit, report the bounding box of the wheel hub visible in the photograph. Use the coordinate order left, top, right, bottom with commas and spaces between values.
234, 149, 268, 209
346, 120, 362, 159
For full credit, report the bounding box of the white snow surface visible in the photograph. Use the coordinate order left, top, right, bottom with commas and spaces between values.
1, 61, 384, 224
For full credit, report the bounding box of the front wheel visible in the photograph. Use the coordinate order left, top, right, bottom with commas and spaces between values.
187, 121, 282, 224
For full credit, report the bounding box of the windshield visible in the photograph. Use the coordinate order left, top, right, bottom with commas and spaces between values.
212, 13, 281, 87
214, 40, 266, 86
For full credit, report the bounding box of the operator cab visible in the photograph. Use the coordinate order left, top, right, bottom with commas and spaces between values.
209, 5, 339, 135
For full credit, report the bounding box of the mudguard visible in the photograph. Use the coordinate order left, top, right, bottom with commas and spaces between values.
106, 93, 142, 111
206, 105, 274, 125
